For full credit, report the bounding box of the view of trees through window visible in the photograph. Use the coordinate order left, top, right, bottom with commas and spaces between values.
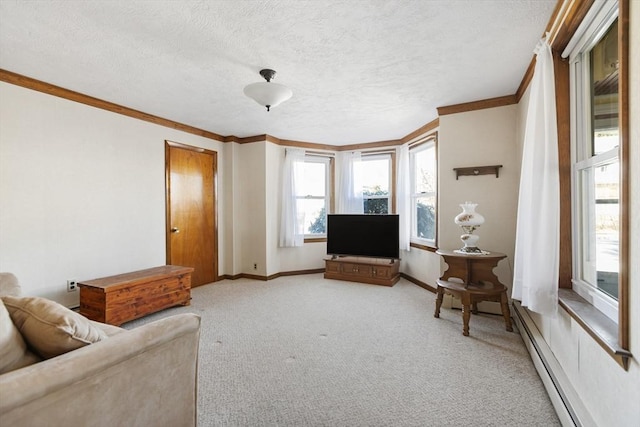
416, 201, 435, 240
363, 186, 388, 214
360, 156, 390, 214
309, 206, 327, 234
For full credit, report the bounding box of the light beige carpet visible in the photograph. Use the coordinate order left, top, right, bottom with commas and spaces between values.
124, 274, 560, 426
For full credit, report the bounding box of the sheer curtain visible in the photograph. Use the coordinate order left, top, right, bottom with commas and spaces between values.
337, 151, 364, 214
279, 148, 305, 247
512, 37, 559, 316
396, 145, 411, 252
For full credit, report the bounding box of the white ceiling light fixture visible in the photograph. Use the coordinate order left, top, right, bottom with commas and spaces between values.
243, 69, 293, 112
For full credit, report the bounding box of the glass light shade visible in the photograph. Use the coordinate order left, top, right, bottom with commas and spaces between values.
454, 202, 486, 254
243, 82, 293, 110
454, 202, 485, 227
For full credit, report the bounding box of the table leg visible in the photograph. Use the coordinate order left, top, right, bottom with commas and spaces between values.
500, 291, 513, 332
461, 293, 472, 336
472, 302, 479, 314
434, 286, 444, 318
461, 303, 471, 336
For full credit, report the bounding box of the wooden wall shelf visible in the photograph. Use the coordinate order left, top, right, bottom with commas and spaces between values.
453, 165, 502, 180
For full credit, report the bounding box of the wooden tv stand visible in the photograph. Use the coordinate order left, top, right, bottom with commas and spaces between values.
324, 256, 400, 286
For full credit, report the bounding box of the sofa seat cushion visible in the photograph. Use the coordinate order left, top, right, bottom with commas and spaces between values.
0, 299, 40, 374
2, 296, 108, 359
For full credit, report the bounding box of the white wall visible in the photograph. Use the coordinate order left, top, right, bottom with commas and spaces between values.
0, 82, 227, 306
221, 141, 236, 276
511, 2, 640, 424
234, 142, 267, 276
438, 105, 520, 288
405, 105, 520, 313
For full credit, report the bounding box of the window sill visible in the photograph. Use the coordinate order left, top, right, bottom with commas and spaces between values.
558, 289, 632, 370
410, 242, 437, 252
304, 237, 327, 243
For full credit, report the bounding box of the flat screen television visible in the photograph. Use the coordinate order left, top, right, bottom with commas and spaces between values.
326, 214, 400, 260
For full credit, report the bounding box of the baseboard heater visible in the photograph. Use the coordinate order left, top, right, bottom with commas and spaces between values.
512, 302, 595, 427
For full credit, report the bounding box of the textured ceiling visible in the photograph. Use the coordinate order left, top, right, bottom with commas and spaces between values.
0, 0, 557, 145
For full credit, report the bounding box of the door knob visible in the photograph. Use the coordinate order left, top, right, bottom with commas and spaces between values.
171, 227, 180, 233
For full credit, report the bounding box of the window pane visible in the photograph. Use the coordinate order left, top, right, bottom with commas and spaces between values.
416, 196, 435, 240
578, 168, 595, 285
594, 161, 619, 299
359, 158, 389, 195
590, 19, 618, 156
410, 142, 437, 243
364, 198, 388, 214
357, 156, 390, 214
297, 199, 326, 235
297, 162, 326, 197
414, 146, 436, 194
579, 161, 619, 300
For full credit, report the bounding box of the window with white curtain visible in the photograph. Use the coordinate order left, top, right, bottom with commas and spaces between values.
296, 155, 332, 237
569, 3, 620, 321
410, 141, 436, 245
356, 154, 392, 214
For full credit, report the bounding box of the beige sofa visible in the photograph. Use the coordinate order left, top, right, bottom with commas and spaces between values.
0, 273, 201, 427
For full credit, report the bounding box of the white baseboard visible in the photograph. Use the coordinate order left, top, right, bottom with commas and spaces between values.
512, 302, 596, 427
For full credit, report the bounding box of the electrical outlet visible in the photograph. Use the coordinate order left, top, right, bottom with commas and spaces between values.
67, 280, 77, 292
253, 263, 257, 270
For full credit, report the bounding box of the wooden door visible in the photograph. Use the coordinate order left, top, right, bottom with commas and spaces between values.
166, 142, 217, 287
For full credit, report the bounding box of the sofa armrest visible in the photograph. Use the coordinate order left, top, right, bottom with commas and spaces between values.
90, 319, 125, 337
0, 313, 200, 427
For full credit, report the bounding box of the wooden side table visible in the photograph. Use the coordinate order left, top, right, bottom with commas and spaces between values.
434, 249, 513, 336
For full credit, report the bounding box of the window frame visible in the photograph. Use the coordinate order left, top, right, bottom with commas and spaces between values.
409, 136, 438, 248
568, 2, 621, 323
559, 0, 631, 368
359, 152, 394, 214
297, 154, 334, 242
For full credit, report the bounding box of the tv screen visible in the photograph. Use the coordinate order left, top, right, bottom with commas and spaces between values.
327, 214, 400, 260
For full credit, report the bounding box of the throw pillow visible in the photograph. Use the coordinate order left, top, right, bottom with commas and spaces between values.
0, 299, 40, 373
1, 295, 108, 359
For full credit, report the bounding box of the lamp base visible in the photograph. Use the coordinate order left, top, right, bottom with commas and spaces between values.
454, 247, 490, 255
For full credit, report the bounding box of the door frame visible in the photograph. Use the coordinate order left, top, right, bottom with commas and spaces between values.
165, 140, 219, 282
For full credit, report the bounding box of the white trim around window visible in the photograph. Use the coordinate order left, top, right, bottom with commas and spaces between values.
409, 140, 437, 246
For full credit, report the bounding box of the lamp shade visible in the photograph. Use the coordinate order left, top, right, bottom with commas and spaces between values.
244, 82, 293, 111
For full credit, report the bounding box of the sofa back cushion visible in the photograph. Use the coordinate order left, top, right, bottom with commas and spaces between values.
0, 272, 21, 298
0, 299, 40, 374
2, 296, 108, 359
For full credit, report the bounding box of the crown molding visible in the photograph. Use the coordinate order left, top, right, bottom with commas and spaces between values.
515, 0, 595, 102
0, 69, 225, 142
437, 95, 518, 116
401, 118, 439, 143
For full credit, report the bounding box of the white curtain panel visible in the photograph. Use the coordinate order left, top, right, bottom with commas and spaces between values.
337, 151, 364, 214
512, 37, 560, 316
279, 147, 306, 247
396, 145, 411, 252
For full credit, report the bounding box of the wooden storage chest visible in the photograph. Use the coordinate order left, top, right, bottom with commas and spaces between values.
78, 265, 193, 326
